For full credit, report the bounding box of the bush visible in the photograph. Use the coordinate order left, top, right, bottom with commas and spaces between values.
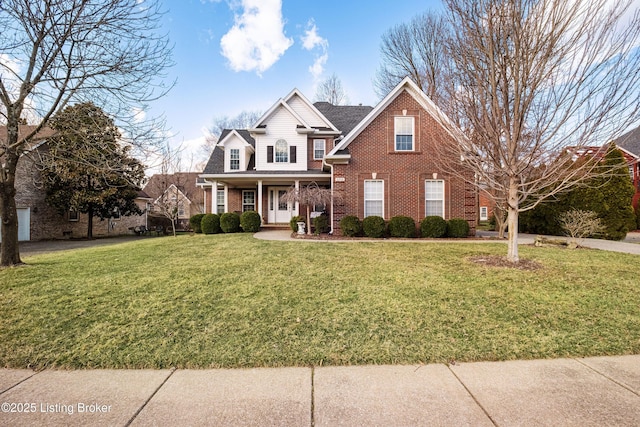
201, 214, 220, 235
220, 212, 240, 233
313, 214, 330, 235
189, 213, 205, 233
240, 210, 261, 233
362, 216, 386, 238
290, 215, 304, 232
388, 215, 416, 238
339, 215, 362, 237
447, 218, 470, 238
420, 216, 447, 238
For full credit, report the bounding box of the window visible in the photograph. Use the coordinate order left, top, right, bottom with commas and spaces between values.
480, 206, 488, 221
364, 180, 384, 218
243, 190, 256, 212
275, 139, 288, 163
112, 207, 121, 220
68, 208, 79, 222
425, 180, 445, 218
217, 189, 225, 214
230, 149, 240, 170
313, 139, 325, 160
395, 116, 414, 151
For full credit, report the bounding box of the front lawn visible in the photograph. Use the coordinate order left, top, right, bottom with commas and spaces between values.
1, 233, 638, 369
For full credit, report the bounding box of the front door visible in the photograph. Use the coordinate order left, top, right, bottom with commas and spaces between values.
268, 187, 294, 224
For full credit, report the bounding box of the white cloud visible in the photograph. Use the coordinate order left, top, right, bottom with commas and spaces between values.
131, 107, 147, 123
220, 0, 293, 75
301, 20, 329, 80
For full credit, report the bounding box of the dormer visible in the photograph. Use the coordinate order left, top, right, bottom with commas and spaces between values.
216, 129, 255, 173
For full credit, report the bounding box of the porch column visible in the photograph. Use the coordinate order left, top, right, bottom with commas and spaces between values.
294, 180, 300, 215
211, 181, 217, 214
224, 184, 229, 213
257, 180, 263, 224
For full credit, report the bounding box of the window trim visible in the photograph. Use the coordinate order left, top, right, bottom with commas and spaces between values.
68, 208, 79, 222
275, 139, 288, 163
242, 190, 256, 212
394, 116, 415, 151
425, 179, 445, 218
313, 139, 325, 160
216, 189, 225, 214
364, 179, 384, 218
480, 206, 488, 221
230, 148, 240, 170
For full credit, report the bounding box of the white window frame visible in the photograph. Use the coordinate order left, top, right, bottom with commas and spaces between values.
230, 148, 240, 170
480, 206, 488, 221
242, 190, 256, 212
425, 179, 445, 218
394, 116, 414, 151
68, 208, 79, 222
275, 139, 288, 163
216, 189, 225, 214
364, 179, 384, 218
313, 139, 325, 160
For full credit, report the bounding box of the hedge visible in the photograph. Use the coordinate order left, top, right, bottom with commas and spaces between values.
362, 216, 386, 238
421, 216, 447, 238
220, 212, 241, 233
388, 215, 416, 238
201, 214, 220, 235
240, 210, 261, 233
189, 213, 205, 233
447, 218, 470, 238
339, 215, 362, 237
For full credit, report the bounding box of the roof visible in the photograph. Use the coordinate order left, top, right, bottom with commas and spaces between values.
614, 125, 640, 157
143, 172, 203, 205
313, 102, 373, 136
0, 125, 56, 154
202, 129, 255, 174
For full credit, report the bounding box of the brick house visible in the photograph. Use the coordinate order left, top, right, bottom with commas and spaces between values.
613, 127, 640, 211
143, 172, 205, 230
198, 78, 477, 234
2, 125, 150, 241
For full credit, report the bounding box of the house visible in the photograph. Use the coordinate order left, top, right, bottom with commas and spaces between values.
143, 172, 204, 230
2, 125, 150, 241
198, 78, 477, 234
613, 127, 640, 211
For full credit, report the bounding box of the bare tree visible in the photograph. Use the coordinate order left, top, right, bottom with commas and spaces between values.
0, 0, 172, 266
281, 182, 334, 235
314, 73, 349, 105
559, 209, 605, 248
374, 11, 452, 107
200, 110, 263, 162
432, 0, 640, 263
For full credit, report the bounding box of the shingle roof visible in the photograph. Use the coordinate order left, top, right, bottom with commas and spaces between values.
143, 172, 203, 205
614, 125, 640, 157
313, 102, 373, 136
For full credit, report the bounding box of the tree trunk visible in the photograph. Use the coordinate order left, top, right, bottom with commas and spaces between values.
0, 152, 22, 266
0, 186, 22, 266
506, 180, 520, 263
306, 205, 312, 235
87, 205, 94, 239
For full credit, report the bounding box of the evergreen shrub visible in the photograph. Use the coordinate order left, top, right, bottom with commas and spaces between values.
201, 214, 220, 235
189, 213, 205, 233
420, 216, 447, 238
388, 215, 416, 238
362, 216, 386, 238
447, 218, 470, 238
220, 212, 240, 233
240, 211, 261, 232
339, 215, 362, 237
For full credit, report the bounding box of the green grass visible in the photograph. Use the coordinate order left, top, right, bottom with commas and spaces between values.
1, 234, 638, 369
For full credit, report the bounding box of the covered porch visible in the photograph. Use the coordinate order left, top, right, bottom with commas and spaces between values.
198, 172, 331, 226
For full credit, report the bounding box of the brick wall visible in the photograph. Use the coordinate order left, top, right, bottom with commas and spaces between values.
332, 90, 477, 234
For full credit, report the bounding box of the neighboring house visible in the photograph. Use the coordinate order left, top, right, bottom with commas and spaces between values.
198, 78, 477, 234
143, 173, 204, 230
613, 127, 640, 211
1, 125, 149, 241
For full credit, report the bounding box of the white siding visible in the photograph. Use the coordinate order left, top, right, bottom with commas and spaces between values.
287, 95, 328, 128
223, 135, 252, 172
255, 107, 309, 171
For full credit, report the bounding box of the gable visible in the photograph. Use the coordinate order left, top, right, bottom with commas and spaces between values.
284, 91, 336, 131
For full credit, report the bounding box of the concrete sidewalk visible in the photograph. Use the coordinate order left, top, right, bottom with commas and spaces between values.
1, 355, 639, 426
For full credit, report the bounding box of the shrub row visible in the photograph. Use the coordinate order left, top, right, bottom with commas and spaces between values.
190, 211, 261, 234
339, 215, 470, 238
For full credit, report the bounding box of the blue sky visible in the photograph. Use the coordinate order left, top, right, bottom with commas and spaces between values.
151, 0, 441, 164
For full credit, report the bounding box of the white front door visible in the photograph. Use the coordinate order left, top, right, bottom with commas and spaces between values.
268, 187, 294, 224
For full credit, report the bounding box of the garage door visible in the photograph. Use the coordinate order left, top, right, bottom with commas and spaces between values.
0, 208, 30, 242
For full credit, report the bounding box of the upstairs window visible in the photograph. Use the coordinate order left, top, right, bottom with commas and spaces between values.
275, 139, 288, 163
395, 116, 414, 151
230, 149, 240, 170
314, 139, 325, 160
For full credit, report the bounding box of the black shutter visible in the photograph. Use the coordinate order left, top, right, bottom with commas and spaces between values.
290, 146, 297, 163
267, 146, 273, 163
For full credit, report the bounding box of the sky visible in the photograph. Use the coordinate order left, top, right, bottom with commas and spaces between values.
151, 0, 442, 166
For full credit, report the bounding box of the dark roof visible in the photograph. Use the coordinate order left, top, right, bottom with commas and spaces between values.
143, 172, 203, 205
614, 125, 640, 157
313, 102, 373, 136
